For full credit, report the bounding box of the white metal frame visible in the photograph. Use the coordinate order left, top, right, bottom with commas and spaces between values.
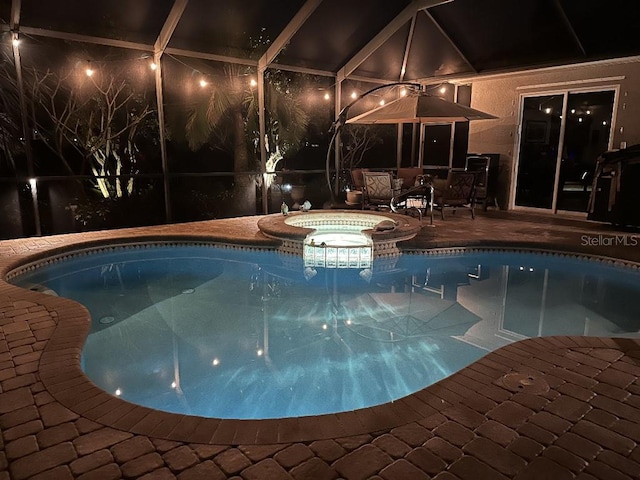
510, 84, 620, 215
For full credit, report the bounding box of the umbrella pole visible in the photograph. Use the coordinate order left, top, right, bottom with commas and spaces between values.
325, 81, 423, 201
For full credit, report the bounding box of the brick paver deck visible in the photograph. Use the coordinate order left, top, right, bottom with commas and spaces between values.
1, 210, 640, 479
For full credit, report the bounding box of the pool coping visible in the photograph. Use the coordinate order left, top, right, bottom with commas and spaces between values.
4, 219, 640, 445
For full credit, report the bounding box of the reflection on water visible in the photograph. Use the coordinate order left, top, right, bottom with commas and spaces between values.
12, 247, 640, 419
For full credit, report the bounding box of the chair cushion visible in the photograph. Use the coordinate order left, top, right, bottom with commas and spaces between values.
351, 168, 369, 190
397, 168, 422, 187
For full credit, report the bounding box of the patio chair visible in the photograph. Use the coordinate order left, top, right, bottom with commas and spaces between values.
362, 171, 394, 210
433, 171, 477, 219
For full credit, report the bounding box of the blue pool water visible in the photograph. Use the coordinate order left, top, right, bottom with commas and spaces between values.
13, 245, 640, 419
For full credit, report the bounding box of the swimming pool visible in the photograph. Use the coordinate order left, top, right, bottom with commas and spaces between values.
11, 244, 640, 420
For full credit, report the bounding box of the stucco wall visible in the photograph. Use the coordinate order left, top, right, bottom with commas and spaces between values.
466, 58, 640, 209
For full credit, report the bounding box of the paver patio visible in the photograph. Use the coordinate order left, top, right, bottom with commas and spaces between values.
1, 210, 640, 479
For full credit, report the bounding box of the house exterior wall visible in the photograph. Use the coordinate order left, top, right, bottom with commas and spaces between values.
466, 58, 640, 209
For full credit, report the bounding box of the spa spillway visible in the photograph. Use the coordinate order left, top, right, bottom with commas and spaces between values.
257, 210, 422, 268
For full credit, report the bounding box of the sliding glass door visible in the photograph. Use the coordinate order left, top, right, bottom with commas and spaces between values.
514, 89, 615, 213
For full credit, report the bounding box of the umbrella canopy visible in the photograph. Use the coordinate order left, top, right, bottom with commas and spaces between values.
346, 92, 497, 124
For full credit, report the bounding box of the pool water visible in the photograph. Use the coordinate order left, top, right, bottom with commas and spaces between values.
13, 246, 640, 419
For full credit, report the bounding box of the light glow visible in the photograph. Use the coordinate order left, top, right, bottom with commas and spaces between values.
439, 86, 447, 94
250, 78, 257, 87
351, 91, 358, 99
85, 67, 94, 77
212, 358, 220, 366
400, 88, 407, 97
544, 107, 551, 114
379, 100, 385, 106
12, 37, 20, 47
115, 388, 122, 396
150, 62, 157, 71
324, 92, 330, 100
199, 79, 208, 88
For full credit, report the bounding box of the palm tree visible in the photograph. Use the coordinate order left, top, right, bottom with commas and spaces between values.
184, 65, 309, 210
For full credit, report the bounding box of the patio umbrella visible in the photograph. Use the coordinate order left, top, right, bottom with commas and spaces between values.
346, 92, 497, 124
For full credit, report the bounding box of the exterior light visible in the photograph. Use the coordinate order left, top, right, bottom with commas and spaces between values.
586, 110, 591, 115
29, 178, 37, 190
171, 381, 177, 389
212, 358, 220, 366
602, 121, 607, 126
544, 107, 551, 114
578, 117, 583, 123
257, 349, 263, 356
115, 388, 122, 396
570, 109, 576, 114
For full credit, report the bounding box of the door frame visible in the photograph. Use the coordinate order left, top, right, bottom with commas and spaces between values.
510, 84, 620, 214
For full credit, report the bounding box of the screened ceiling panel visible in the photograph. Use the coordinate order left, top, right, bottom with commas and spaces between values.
18, 0, 175, 45
403, 11, 474, 80
352, 22, 411, 81
168, 0, 307, 59
558, 0, 640, 59
429, 0, 583, 73
276, 0, 411, 72
2, 0, 639, 84
0, 2, 10, 26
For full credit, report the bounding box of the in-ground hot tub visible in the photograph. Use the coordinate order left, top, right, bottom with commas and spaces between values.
257, 210, 422, 268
